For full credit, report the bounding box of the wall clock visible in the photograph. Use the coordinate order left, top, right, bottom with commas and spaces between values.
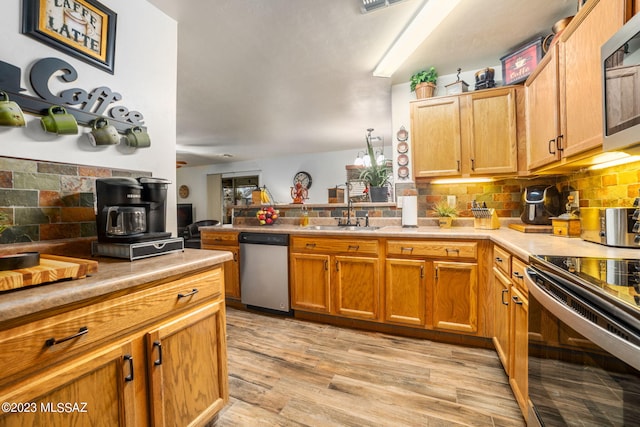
179, 185, 190, 199
293, 171, 312, 189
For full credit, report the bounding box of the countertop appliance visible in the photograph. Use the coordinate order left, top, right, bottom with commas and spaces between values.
96, 177, 171, 244
520, 185, 561, 225
580, 207, 639, 248
525, 255, 640, 426
602, 11, 640, 154
239, 232, 290, 313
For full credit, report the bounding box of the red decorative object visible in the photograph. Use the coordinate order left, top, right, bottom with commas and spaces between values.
500, 37, 544, 85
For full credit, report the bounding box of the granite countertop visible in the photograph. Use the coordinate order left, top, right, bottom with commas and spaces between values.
203, 223, 640, 261
0, 248, 233, 325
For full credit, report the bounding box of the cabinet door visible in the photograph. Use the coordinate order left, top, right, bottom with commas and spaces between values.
202, 244, 240, 299
509, 286, 529, 419
432, 261, 478, 334
385, 258, 429, 326
492, 268, 511, 374
467, 88, 518, 175
0, 343, 136, 427
525, 46, 562, 170
290, 253, 331, 313
333, 256, 380, 320
147, 302, 228, 427
411, 97, 462, 177
560, 0, 626, 157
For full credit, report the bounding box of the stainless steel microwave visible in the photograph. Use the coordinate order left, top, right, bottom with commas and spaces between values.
602, 12, 640, 154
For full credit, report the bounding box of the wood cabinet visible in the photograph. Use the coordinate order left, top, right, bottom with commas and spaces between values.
411, 87, 520, 178
432, 261, 478, 334
384, 258, 428, 326
509, 285, 529, 419
0, 267, 228, 427
202, 230, 240, 300
525, 0, 627, 171
290, 236, 380, 320
492, 246, 512, 374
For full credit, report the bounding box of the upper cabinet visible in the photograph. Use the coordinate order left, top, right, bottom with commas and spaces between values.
411, 86, 522, 179
525, 0, 628, 171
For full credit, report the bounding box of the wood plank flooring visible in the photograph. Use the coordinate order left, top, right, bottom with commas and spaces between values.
214, 308, 525, 426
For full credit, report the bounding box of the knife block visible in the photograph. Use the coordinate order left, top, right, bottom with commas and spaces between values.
473, 209, 500, 229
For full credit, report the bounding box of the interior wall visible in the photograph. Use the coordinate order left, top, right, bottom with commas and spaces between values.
0, 0, 179, 232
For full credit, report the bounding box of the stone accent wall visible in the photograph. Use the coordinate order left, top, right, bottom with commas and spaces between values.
0, 157, 150, 244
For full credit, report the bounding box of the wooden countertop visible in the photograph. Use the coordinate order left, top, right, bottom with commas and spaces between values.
202, 224, 640, 261
0, 248, 233, 325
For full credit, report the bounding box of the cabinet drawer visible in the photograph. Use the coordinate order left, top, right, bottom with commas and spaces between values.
387, 240, 477, 259
0, 267, 223, 385
201, 231, 238, 246
511, 257, 528, 292
493, 246, 511, 276
291, 237, 378, 255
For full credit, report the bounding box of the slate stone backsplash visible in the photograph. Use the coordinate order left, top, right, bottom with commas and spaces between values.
0, 157, 150, 245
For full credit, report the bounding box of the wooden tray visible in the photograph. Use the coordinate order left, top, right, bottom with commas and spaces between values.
0, 254, 98, 292
508, 223, 553, 233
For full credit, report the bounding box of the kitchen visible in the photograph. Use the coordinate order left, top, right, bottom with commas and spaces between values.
1, 0, 640, 426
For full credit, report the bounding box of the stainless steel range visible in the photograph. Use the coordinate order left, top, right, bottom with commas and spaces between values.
525, 255, 640, 426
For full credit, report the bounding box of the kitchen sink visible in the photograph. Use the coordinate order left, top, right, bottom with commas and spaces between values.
307, 225, 380, 231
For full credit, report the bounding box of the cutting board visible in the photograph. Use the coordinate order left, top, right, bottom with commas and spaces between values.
508, 223, 553, 233
0, 254, 98, 292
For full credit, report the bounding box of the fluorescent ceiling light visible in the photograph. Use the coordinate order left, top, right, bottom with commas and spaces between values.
431, 177, 493, 185
373, 0, 463, 78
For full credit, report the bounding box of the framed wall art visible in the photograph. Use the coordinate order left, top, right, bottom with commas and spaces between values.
500, 37, 544, 86
22, 0, 117, 74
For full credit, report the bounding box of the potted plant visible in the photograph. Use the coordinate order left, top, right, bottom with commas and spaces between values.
410, 67, 438, 99
359, 131, 391, 203
432, 201, 458, 228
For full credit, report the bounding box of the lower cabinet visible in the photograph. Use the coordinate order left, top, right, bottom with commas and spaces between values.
290, 237, 380, 320
509, 284, 529, 420
384, 258, 428, 326
0, 267, 229, 427
201, 231, 241, 300
493, 266, 511, 374
432, 261, 478, 334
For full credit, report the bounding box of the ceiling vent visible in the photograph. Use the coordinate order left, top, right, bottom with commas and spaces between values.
361, 0, 406, 13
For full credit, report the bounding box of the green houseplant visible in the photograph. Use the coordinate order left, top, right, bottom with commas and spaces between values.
432, 201, 457, 228
410, 67, 438, 99
359, 131, 391, 202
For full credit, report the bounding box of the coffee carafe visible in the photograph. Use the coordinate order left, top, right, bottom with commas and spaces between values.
96, 177, 172, 243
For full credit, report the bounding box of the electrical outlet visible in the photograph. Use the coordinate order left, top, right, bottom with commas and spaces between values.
447, 195, 456, 207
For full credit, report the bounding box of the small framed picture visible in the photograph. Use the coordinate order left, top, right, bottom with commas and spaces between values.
22, 0, 117, 74
500, 37, 544, 85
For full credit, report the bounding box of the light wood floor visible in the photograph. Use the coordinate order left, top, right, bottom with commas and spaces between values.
215, 308, 525, 427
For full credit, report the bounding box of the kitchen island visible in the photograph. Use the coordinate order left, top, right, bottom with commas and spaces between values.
0, 248, 232, 427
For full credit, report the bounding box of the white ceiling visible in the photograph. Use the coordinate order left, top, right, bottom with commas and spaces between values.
147, 0, 577, 167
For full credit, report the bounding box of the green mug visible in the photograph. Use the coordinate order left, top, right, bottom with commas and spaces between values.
88, 117, 120, 146
125, 126, 151, 148
0, 91, 26, 127
40, 106, 78, 135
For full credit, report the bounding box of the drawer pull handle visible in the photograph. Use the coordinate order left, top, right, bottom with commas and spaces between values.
513, 272, 523, 280
45, 326, 88, 347
177, 288, 199, 299
512, 296, 523, 306
124, 355, 134, 382
324, 260, 329, 270
335, 260, 340, 272
306, 243, 316, 248
401, 247, 414, 252
495, 257, 503, 263
233, 252, 238, 262
501, 289, 509, 306
153, 341, 163, 366
445, 248, 460, 255
420, 265, 424, 279
348, 245, 360, 251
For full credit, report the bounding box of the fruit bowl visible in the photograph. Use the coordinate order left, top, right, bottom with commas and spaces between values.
256, 206, 279, 225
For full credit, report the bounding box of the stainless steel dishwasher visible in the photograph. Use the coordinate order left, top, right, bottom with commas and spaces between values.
239, 232, 290, 313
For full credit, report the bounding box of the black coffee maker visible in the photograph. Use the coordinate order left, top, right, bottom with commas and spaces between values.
96, 177, 171, 243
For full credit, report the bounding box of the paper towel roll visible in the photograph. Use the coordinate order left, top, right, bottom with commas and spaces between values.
402, 195, 418, 228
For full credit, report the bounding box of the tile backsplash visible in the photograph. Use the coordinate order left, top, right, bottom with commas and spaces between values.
0, 156, 149, 244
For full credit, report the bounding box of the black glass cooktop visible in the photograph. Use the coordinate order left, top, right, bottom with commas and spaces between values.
531, 255, 640, 312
